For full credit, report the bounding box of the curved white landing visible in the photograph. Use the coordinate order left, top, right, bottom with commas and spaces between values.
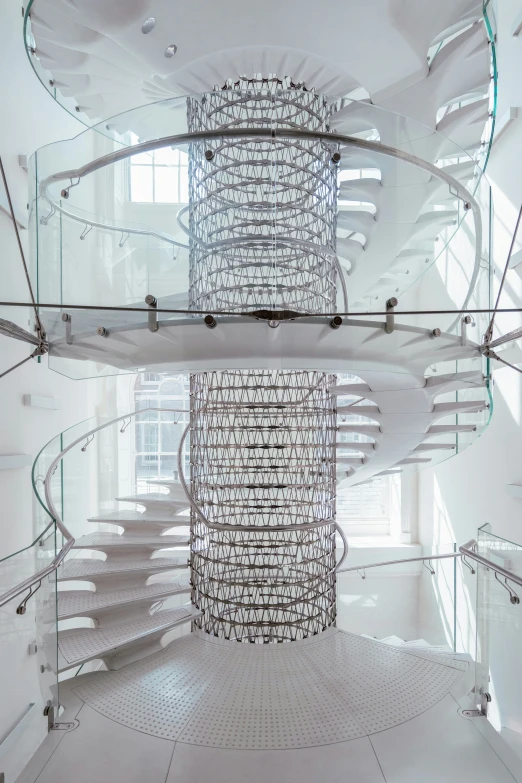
69, 629, 467, 746
18, 630, 522, 783
47, 317, 478, 376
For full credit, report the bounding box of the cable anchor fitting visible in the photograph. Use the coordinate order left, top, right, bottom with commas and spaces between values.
145, 294, 158, 332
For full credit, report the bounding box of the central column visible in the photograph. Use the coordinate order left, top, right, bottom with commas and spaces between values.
187, 79, 339, 642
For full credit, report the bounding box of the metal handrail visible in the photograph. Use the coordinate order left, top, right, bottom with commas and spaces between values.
176, 419, 349, 571
39, 126, 482, 334
0, 407, 187, 610
0, 403, 347, 609
337, 540, 522, 585
337, 550, 460, 574
459, 539, 522, 588
5, 408, 515, 611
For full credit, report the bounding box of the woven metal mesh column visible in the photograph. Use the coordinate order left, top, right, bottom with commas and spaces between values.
190, 370, 337, 642
187, 79, 338, 313
187, 80, 339, 642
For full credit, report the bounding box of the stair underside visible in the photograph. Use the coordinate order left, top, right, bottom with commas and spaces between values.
56, 581, 191, 619
57, 605, 201, 670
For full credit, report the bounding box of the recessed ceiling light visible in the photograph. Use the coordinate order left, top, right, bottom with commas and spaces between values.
165, 44, 178, 58
141, 17, 155, 34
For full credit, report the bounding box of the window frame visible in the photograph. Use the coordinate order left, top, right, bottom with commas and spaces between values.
127, 148, 189, 205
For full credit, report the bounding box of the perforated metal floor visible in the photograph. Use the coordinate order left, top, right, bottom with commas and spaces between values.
57, 581, 191, 619
58, 606, 200, 668
73, 629, 468, 749
59, 557, 187, 581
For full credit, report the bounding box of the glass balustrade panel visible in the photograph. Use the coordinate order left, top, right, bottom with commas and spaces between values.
474, 525, 522, 733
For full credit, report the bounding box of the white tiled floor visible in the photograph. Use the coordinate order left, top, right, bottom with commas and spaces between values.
166, 738, 386, 783
21, 705, 175, 783
16, 633, 522, 783
371, 695, 519, 783
20, 699, 522, 783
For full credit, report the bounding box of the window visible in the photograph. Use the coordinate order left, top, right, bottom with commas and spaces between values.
129, 147, 189, 203
134, 373, 190, 491
335, 373, 395, 536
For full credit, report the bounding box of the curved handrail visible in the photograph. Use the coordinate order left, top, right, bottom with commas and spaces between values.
37, 127, 482, 332
0, 402, 346, 610
337, 550, 460, 574
45, 199, 189, 251
42, 407, 187, 540
7, 414, 508, 612
177, 419, 349, 570
31, 413, 93, 521
174, 204, 350, 313
0, 407, 186, 610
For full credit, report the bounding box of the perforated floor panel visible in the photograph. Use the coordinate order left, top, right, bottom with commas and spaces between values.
73, 629, 468, 749
58, 606, 200, 668
57, 581, 191, 619
59, 557, 187, 581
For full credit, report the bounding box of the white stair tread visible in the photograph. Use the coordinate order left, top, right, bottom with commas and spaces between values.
57, 581, 191, 619
89, 510, 183, 522
59, 557, 187, 581
376, 636, 470, 667
57, 605, 201, 668
145, 479, 181, 485
378, 635, 405, 646
88, 510, 189, 528
73, 533, 189, 550
116, 492, 187, 506
144, 480, 185, 494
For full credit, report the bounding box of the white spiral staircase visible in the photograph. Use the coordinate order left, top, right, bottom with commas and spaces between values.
3, 2, 518, 781
54, 479, 197, 672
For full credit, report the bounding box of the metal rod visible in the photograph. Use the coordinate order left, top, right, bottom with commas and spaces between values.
41, 128, 479, 206
337, 551, 460, 574
484, 351, 522, 375
0, 156, 44, 338
488, 325, 522, 349
485, 202, 522, 345
46, 197, 189, 250
385, 297, 397, 334
0, 350, 38, 379
0, 703, 36, 748
2, 301, 521, 317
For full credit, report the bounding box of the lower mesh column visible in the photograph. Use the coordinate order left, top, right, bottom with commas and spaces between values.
189, 370, 337, 642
